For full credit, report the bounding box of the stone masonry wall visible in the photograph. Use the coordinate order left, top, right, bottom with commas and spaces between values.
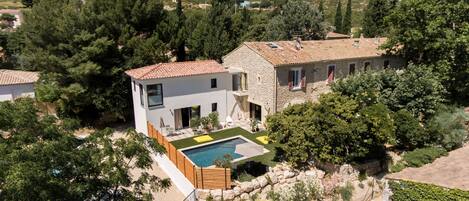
275, 56, 405, 111
223, 45, 276, 121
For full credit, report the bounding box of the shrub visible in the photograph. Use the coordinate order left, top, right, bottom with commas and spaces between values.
267, 180, 322, 201
61, 118, 81, 131
402, 147, 447, 168
189, 117, 200, 130
336, 182, 354, 201
208, 112, 219, 129
389, 181, 469, 201
200, 116, 211, 130
393, 109, 427, 149
426, 107, 469, 151
390, 162, 406, 173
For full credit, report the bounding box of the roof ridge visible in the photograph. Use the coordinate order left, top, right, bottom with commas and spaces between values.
139, 63, 162, 79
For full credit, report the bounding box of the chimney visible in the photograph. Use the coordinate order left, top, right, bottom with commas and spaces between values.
295, 37, 302, 50
353, 39, 360, 48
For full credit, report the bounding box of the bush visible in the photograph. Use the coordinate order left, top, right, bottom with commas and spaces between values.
200, 116, 211, 130
336, 182, 354, 201
426, 107, 469, 151
402, 147, 447, 168
389, 181, 469, 201
393, 109, 427, 149
189, 117, 200, 130
208, 112, 219, 129
267, 180, 322, 201
61, 118, 81, 131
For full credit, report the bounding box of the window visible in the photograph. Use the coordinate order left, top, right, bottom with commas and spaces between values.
139, 84, 144, 106
384, 60, 390, 69
211, 78, 217, 88
133, 81, 136, 91
232, 74, 239, 91
212, 103, 217, 112
349, 63, 356, 75
364, 61, 371, 71
147, 84, 163, 107
288, 68, 303, 90
327, 65, 335, 83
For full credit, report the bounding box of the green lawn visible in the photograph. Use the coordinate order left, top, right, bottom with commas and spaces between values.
171, 127, 280, 167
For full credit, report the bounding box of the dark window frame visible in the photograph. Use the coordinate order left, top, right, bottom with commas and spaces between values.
139, 84, 144, 106
349, 63, 356, 75
147, 84, 163, 107
212, 103, 218, 112
211, 78, 217, 88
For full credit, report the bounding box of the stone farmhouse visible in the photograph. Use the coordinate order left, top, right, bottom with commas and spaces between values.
126, 37, 405, 135
223, 37, 405, 122
0, 69, 39, 101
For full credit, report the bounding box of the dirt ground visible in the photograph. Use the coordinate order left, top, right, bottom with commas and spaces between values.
386, 144, 469, 190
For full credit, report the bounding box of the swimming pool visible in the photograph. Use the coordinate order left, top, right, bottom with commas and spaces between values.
181, 136, 265, 167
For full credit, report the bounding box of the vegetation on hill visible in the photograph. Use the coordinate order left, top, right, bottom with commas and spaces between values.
0, 98, 170, 200
390, 181, 469, 201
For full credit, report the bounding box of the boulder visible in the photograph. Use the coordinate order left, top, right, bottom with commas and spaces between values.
239, 182, 254, 193
240, 193, 250, 200
211, 190, 222, 200
251, 179, 261, 189
232, 186, 242, 197
257, 176, 269, 188
283, 170, 295, 179
250, 188, 261, 196
223, 190, 235, 200
196, 189, 211, 200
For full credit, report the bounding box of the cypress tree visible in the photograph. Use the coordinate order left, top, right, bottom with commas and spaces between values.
342, 0, 352, 34
334, 0, 343, 33
362, 0, 393, 37
174, 0, 187, 61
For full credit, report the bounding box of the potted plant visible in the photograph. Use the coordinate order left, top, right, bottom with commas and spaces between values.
208, 112, 219, 130
189, 117, 200, 132
200, 116, 211, 133
250, 118, 259, 132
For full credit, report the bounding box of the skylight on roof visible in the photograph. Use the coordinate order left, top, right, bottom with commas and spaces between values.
267, 42, 279, 48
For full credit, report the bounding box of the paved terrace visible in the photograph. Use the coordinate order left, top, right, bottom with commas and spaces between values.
386, 144, 469, 191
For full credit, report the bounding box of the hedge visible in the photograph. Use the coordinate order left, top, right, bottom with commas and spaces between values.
390, 181, 469, 201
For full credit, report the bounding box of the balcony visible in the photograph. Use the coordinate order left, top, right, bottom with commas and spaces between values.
232, 90, 248, 97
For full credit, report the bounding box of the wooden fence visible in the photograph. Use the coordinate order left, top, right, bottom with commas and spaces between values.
147, 122, 231, 189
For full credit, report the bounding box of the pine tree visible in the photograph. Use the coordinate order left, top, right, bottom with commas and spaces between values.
319, 0, 325, 16
342, 0, 352, 34
334, 0, 343, 33
362, 0, 394, 37
174, 0, 187, 61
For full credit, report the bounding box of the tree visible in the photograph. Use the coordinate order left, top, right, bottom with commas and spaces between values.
334, 0, 343, 33
332, 65, 445, 120
21, 0, 33, 7
172, 0, 187, 61
267, 93, 395, 166
0, 98, 170, 200
265, 0, 327, 40
393, 109, 427, 150
383, 0, 469, 104
342, 0, 352, 34
362, 0, 396, 37
19, 0, 169, 124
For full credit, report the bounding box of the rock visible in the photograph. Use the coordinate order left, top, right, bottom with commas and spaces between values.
305, 170, 316, 178
257, 176, 269, 188
251, 179, 261, 189
239, 182, 254, 193
283, 170, 295, 179
317, 170, 325, 179
232, 186, 242, 196
196, 189, 211, 200
250, 188, 261, 196
211, 190, 222, 200
223, 190, 235, 200
240, 193, 250, 200
267, 173, 279, 184
286, 177, 297, 184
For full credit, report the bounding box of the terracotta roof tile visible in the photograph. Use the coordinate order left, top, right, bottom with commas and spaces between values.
125, 60, 227, 80
244, 38, 388, 66
0, 69, 39, 86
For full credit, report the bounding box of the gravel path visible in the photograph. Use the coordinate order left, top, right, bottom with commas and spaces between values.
386, 144, 469, 190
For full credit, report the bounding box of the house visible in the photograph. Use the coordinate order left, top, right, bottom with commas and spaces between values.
125, 60, 235, 135
0, 9, 22, 29
222, 37, 406, 123
0, 69, 39, 101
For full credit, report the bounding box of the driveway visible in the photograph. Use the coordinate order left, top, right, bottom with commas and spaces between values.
386, 144, 469, 190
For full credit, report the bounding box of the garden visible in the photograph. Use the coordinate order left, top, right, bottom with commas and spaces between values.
171, 127, 281, 182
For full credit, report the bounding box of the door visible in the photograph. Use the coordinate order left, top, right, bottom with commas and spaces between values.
181, 107, 191, 128
250, 103, 262, 122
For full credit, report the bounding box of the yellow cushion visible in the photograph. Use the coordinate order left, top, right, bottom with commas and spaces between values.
256, 136, 269, 144
194, 135, 213, 143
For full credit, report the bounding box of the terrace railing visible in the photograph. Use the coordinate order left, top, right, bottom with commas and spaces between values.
147, 122, 232, 190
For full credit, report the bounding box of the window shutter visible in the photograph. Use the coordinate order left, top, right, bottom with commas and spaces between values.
288, 71, 293, 90
301, 70, 306, 88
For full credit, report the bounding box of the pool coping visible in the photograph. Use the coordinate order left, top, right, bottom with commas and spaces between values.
178, 135, 270, 168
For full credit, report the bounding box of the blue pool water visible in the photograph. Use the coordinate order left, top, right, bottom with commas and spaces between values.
183, 138, 246, 167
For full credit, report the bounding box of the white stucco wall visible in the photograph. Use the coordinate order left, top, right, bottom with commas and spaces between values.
132, 72, 234, 135
130, 79, 149, 134
0, 83, 35, 101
